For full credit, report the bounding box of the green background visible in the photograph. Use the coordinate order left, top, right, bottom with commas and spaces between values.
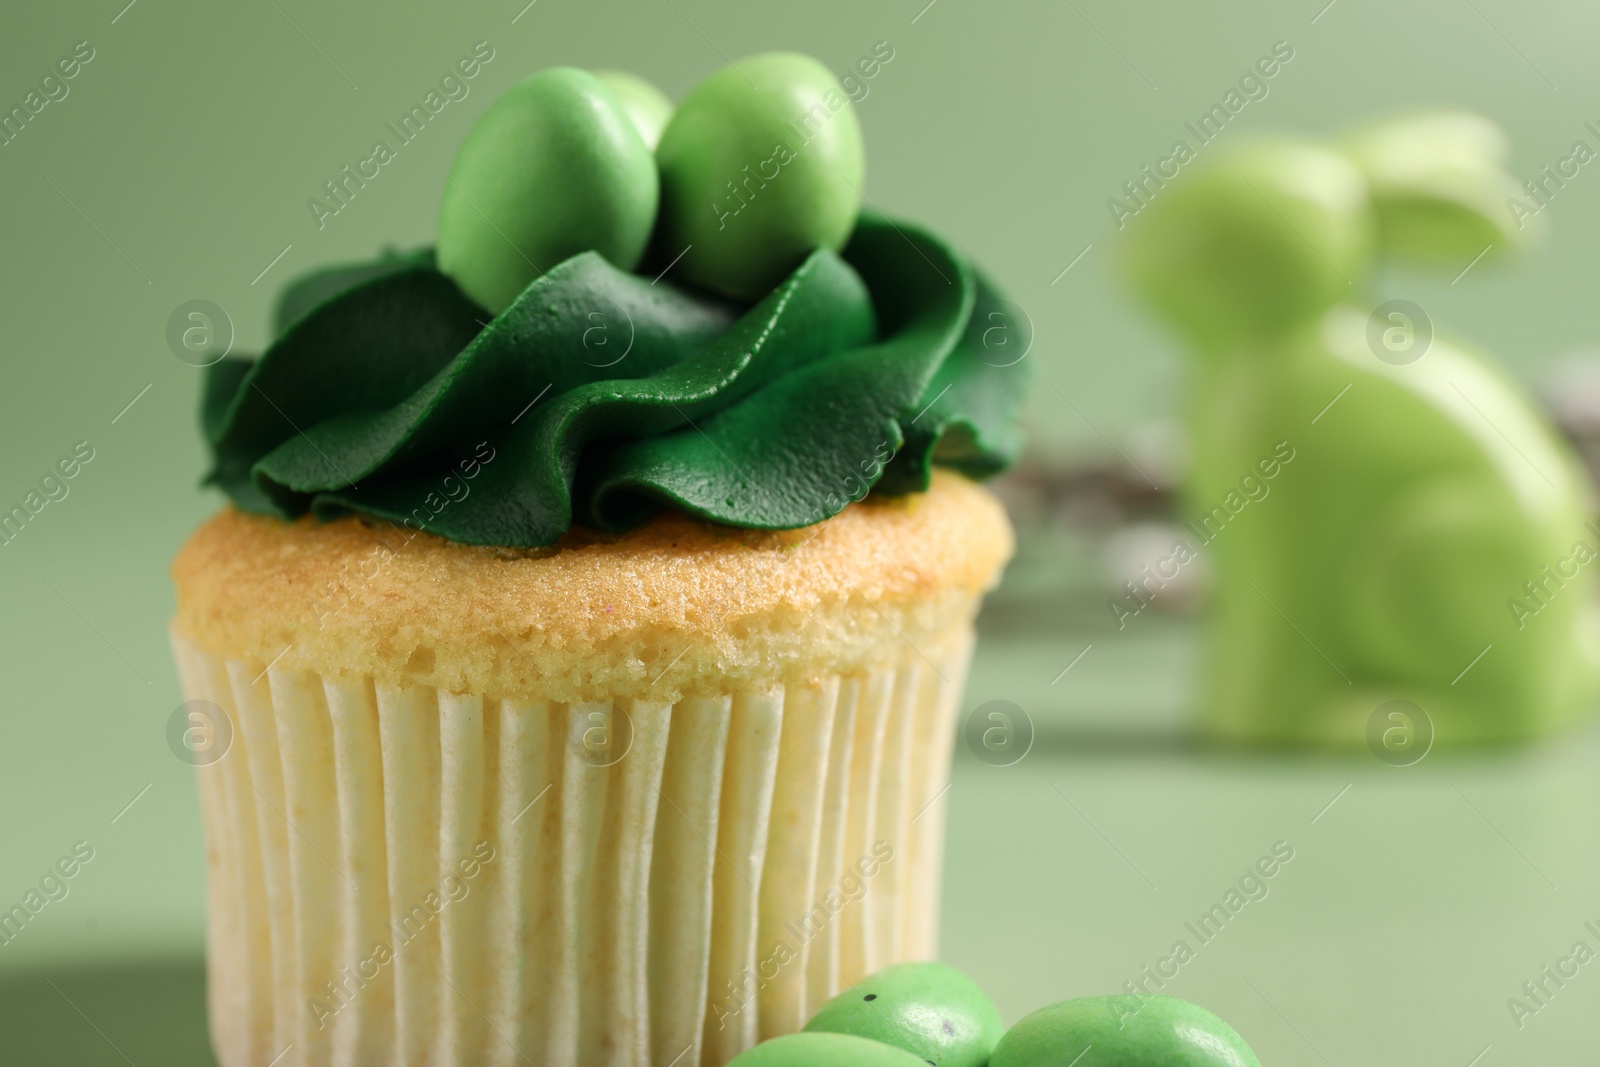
5, 0, 1600, 1062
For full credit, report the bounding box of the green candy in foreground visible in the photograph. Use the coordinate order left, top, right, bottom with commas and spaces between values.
727, 962, 1260, 1067
990, 996, 1260, 1067
805, 962, 1004, 1067
726, 1032, 932, 1066
656, 51, 865, 299
437, 67, 657, 312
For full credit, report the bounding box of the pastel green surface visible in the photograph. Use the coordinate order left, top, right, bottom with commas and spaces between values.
804, 962, 1004, 1067
436, 67, 658, 313
1121, 116, 1600, 746
656, 51, 865, 299
989, 996, 1260, 1067
726, 1032, 933, 1067
593, 69, 674, 150
201, 215, 1030, 546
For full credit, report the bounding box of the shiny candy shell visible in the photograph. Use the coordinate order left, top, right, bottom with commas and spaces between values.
989, 995, 1261, 1067
437, 67, 658, 313
655, 51, 864, 299
805, 962, 1004, 1067
593, 69, 674, 150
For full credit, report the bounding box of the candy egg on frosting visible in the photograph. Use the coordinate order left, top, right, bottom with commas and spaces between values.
805, 962, 1004, 1067
655, 51, 864, 299
990, 995, 1262, 1067
437, 67, 658, 313
593, 70, 674, 150
726, 1032, 932, 1066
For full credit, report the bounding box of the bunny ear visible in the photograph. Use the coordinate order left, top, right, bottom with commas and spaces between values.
1343, 111, 1535, 267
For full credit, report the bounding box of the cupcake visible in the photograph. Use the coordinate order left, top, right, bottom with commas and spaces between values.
171, 54, 1027, 1067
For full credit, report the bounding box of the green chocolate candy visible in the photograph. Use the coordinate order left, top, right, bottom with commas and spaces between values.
655, 51, 864, 299
727, 1032, 933, 1067
593, 69, 674, 150
437, 67, 657, 313
1342, 110, 1528, 263
805, 962, 1004, 1067
1121, 140, 1370, 345
1119, 117, 1596, 748
990, 995, 1260, 1067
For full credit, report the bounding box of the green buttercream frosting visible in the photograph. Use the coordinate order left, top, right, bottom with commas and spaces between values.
201, 214, 1029, 547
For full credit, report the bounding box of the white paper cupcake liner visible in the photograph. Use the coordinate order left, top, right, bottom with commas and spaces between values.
170, 625, 974, 1067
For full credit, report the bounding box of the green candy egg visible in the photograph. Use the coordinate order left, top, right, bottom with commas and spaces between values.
655, 51, 864, 299
989, 995, 1261, 1067
437, 67, 657, 313
727, 1032, 933, 1067
593, 70, 674, 150
804, 962, 1004, 1067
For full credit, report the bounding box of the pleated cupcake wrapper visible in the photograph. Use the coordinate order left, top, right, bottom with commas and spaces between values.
170, 626, 974, 1067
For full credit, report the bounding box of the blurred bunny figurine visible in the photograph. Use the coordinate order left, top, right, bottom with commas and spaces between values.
1122, 112, 1600, 747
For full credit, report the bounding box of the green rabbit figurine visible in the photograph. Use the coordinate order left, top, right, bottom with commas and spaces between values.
1122, 112, 1600, 747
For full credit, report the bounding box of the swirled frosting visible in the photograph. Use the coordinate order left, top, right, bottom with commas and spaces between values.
203, 214, 1029, 547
